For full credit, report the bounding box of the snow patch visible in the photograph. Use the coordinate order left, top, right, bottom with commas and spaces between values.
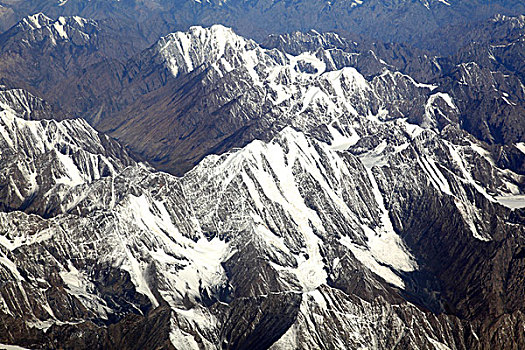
427, 337, 452, 350
0, 344, 32, 350
435, 0, 451, 6
327, 122, 360, 150
495, 195, 525, 209
120, 194, 230, 306
53, 17, 68, 39
516, 142, 525, 154
340, 236, 405, 288
340, 142, 419, 288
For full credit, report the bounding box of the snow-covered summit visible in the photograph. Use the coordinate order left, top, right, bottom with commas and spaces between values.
153, 24, 264, 77
16, 13, 53, 31
8, 13, 96, 44
0, 88, 135, 215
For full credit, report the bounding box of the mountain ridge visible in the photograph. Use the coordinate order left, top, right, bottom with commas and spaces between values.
0, 6, 524, 350
1, 87, 524, 347
0, 0, 523, 48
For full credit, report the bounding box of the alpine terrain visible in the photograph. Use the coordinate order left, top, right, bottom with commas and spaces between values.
0, 2, 524, 350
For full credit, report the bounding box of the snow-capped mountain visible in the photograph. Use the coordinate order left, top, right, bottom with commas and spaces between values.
0, 86, 522, 349
71, 22, 524, 182
0, 13, 147, 95
264, 27, 525, 158
0, 0, 523, 46
1, 21, 525, 349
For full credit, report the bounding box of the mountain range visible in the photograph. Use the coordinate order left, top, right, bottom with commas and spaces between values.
0, 2, 524, 350
0, 0, 524, 48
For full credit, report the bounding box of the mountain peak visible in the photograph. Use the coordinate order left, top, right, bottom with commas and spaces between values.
10, 13, 95, 42
491, 13, 525, 27
17, 12, 52, 31
154, 24, 259, 77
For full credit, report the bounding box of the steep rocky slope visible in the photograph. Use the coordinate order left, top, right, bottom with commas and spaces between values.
0, 0, 524, 47
0, 25, 525, 347
1, 14, 524, 177
0, 12, 148, 95
0, 7, 524, 350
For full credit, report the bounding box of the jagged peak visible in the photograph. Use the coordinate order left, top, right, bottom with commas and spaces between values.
0, 104, 135, 215
17, 12, 53, 31
158, 24, 253, 53
267, 29, 345, 45
153, 24, 261, 77
262, 29, 356, 57
192, 126, 335, 183
0, 86, 64, 122
10, 13, 96, 41
491, 13, 525, 27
